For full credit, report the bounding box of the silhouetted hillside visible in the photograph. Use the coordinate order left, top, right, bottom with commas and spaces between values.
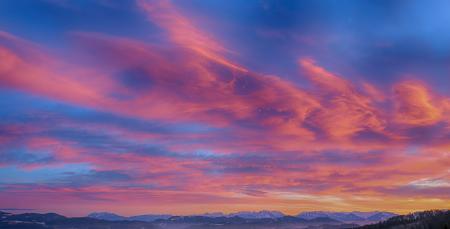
5, 213, 66, 222
359, 210, 450, 229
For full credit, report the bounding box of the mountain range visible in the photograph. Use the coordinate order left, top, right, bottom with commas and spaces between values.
87, 210, 396, 223
0, 211, 353, 229
297, 211, 397, 222
87, 212, 172, 222
87, 210, 285, 222
3, 209, 447, 229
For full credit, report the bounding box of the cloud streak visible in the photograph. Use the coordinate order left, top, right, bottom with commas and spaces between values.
0, 0, 449, 216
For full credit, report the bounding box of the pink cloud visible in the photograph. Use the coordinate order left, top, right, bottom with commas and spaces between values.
1, 0, 450, 215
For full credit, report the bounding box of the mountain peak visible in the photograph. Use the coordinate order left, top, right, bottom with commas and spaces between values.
87, 212, 126, 221
229, 210, 285, 219
87, 212, 171, 222
197, 212, 225, 217
297, 211, 397, 222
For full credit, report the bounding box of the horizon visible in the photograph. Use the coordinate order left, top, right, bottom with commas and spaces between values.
1, 0, 449, 217
0, 208, 403, 218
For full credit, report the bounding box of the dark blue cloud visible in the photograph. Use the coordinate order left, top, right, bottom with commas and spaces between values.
0, 0, 157, 46
117, 68, 154, 92
0, 89, 211, 135
58, 170, 131, 188
0, 149, 55, 166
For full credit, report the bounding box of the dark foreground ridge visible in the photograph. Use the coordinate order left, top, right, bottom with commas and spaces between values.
0, 209, 447, 229
359, 210, 450, 229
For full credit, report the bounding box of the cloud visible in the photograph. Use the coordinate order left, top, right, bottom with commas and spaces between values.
137, 0, 246, 72
58, 170, 132, 188
0, 31, 111, 110
0, 149, 55, 168
393, 82, 443, 126
1, 0, 450, 215
410, 179, 450, 189
299, 58, 386, 139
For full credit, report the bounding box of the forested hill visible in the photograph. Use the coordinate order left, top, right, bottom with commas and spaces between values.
359, 210, 450, 229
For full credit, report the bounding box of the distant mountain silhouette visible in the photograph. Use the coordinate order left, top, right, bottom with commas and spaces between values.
1, 211, 353, 229
128, 214, 172, 222
87, 212, 126, 221
0, 209, 413, 229
297, 211, 397, 222
88, 212, 171, 222
227, 210, 285, 219
366, 212, 397, 221
5, 213, 66, 222
86, 210, 394, 223
0, 211, 12, 218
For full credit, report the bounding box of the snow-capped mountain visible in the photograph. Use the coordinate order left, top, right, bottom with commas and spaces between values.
228, 210, 285, 219
297, 211, 397, 222
296, 211, 330, 220
4, 209, 447, 229
366, 212, 397, 221
127, 214, 172, 222
196, 212, 226, 218
87, 210, 395, 223
88, 212, 127, 221
87, 212, 171, 222
88, 210, 285, 222
196, 210, 285, 219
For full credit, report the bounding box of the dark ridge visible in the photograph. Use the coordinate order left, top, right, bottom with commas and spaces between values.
5, 213, 66, 222
307, 216, 341, 223
359, 210, 450, 229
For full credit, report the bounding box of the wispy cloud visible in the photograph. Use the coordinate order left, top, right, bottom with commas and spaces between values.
0, 0, 449, 216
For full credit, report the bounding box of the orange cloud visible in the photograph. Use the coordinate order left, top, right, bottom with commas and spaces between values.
393, 82, 443, 126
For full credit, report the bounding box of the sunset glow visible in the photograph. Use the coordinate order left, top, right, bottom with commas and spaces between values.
0, 0, 449, 217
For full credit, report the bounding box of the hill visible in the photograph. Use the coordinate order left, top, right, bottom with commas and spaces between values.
359, 210, 450, 229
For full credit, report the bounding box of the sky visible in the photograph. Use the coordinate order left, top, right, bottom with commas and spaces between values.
0, 0, 449, 216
